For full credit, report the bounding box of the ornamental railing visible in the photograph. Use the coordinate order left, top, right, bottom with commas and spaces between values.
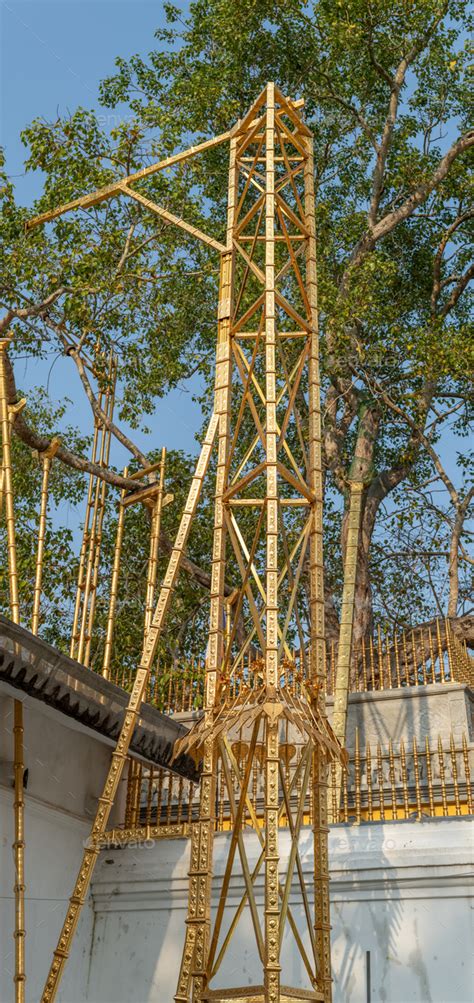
104, 618, 473, 713
101, 729, 473, 845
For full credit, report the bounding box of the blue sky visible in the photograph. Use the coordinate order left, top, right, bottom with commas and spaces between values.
1, 0, 202, 463
0, 2, 468, 484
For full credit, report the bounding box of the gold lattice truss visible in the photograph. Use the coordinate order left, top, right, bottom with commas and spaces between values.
170, 83, 345, 1003
20, 83, 345, 1003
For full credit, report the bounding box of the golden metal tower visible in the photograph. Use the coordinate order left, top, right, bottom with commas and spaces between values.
26, 84, 344, 1003
172, 84, 343, 1003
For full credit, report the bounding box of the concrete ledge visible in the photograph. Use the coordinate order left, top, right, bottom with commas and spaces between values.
0, 615, 198, 781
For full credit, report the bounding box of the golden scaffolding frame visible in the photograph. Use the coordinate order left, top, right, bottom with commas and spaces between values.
0, 337, 26, 1003
23, 85, 344, 1003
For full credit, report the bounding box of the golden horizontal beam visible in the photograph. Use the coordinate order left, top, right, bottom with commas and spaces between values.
239, 156, 304, 163
121, 185, 227, 253
232, 330, 307, 338
122, 484, 173, 509
228, 498, 309, 506
202, 985, 323, 1002
26, 130, 231, 230
238, 234, 306, 241
128, 459, 164, 480
98, 824, 190, 847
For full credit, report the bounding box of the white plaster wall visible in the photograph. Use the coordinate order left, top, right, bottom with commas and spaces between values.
89, 818, 473, 1003
1, 687, 472, 1003
328, 683, 473, 750
0, 787, 94, 1003
0, 691, 118, 1003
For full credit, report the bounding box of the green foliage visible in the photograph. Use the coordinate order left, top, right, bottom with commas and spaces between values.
0, 392, 88, 645
0, 0, 472, 652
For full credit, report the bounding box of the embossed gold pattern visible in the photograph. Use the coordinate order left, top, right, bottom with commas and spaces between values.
172, 85, 342, 1003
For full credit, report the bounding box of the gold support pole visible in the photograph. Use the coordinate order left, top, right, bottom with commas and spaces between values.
0, 337, 25, 1002
71, 357, 116, 666
13, 699, 26, 1003
82, 379, 115, 666
331, 480, 364, 811
174, 134, 237, 1003
70, 416, 100, 659
144, 447, 166, 634
80, 374, 115, 666
263, 82, 282, 1003
102, 467, 128, 679
0, 339, 20, 620
304, 122, 332, 1002
31, 439, 60, 635
40, 411, 218, 1003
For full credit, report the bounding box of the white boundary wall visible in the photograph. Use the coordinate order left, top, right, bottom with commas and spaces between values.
89, 818, 473, 1003
0, 786, 94, 1003
1, 689, 472, 1003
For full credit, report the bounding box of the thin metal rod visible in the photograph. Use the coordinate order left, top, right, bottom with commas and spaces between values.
70, 415, 100, 658
80, 368, 115, 666
0, 339, 20, 620
27, 130, 232, 230
220, 733, 265, 964
0, 337, 25, 1003
83, 373, 115, 665
122, 185, 227, 254
13, 700, 26, 1003
278, 747, 312, 945
102, 467, 128, 679
31, 442, 58, 634
40, 412, 218, 1003
144, 447, 166, 634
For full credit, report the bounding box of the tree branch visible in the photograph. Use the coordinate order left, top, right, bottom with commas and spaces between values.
0, 288, 68, 334
68, 346, 148, 466
3, 348, 140, 490
431, 208, 474, 314
365, 4, 448, 225
350, 129, 474, 268
439, 261, 474, 318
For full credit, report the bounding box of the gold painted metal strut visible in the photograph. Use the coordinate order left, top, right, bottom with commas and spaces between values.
39, 412, 218, 1003
31, 437, 60, 634
0, 337, 25, 1003
26, 131, 233, 231
303, 133, 332, 1002
172, 85, 343, 1003
144, 447, 167, 634
70, 358, 116, 667
101, 466, 128, 679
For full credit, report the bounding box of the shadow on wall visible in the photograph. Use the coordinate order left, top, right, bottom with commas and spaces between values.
84, 814, 473, 1003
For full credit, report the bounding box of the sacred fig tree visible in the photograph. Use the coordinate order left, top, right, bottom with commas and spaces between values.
0, 0, 472, 673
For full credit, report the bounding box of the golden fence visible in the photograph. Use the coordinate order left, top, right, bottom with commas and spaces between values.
103, 618, 474, 715
103, 729, 473, 844
1, 358, 471, 707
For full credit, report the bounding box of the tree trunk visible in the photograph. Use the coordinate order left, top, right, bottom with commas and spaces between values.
339, 402, 380, 647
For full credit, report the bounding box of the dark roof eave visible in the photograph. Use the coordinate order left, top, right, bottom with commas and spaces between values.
0, 615, 199, 783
